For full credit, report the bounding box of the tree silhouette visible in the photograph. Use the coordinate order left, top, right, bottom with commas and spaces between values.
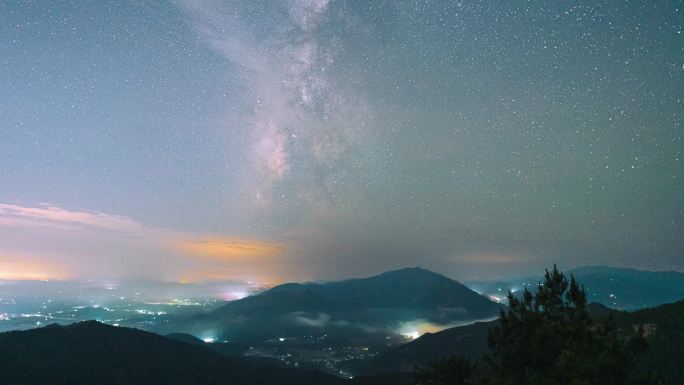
485, 265, 644, 385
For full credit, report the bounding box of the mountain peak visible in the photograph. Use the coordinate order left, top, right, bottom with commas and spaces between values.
377, 266, 446, 279
384, 266, 429, 273
173, 266, 502, 344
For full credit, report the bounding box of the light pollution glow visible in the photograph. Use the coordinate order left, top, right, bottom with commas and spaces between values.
174, 238, 285, 260
0, 203, 287, 283
0, 253, 70, 281
399, 317, 500, 339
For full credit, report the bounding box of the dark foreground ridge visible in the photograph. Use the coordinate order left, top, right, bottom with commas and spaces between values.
0, 321, 345, 385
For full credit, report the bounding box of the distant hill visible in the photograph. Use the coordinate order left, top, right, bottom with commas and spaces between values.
356, 320, 495, 375
568, 265, 684, 310
165, 267, 502, 344
0, 321, 344, 385
467, 265, 684, 310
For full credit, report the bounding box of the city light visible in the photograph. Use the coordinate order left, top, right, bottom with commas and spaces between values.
402, 330, 420, 340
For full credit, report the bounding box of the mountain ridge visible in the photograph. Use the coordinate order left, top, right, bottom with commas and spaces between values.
163, 267, 503, 344
467, 265, 684, 310
0, 321, 344, 385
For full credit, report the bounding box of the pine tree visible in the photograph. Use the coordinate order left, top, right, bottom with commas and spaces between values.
485, 265, 643, 385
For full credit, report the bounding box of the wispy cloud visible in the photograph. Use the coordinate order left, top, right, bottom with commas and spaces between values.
0, 203, 287, 282
289, 311, 331, 327
0, 203, 142, 232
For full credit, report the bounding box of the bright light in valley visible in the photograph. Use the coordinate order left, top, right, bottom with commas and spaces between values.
222, 291, 249, 301
402, 330, 420, 340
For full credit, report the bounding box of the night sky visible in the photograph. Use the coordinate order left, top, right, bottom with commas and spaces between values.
1, 1, 682, 283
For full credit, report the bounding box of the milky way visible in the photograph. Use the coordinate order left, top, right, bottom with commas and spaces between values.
0, 1, 682, 282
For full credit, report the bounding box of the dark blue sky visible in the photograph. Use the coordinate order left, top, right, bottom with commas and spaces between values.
0, 1, 682, 282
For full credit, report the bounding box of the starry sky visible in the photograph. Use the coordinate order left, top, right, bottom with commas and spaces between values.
0, 0, 682, 283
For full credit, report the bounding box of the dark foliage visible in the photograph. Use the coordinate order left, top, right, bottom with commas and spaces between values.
612, 300, 684, 384
412, 355, 474, 385
485, 265, 645, 385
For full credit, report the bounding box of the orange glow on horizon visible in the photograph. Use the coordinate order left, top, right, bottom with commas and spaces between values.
175, 237, 285, 260
176, 268, 283, 285
173, 237, 286, 283
0, 254, 70, 281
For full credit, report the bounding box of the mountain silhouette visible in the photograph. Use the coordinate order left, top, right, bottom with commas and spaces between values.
165, 267, 502, 344
356, 320, 495, 374
0, 321, 344, 385
568, 265, 684, 309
